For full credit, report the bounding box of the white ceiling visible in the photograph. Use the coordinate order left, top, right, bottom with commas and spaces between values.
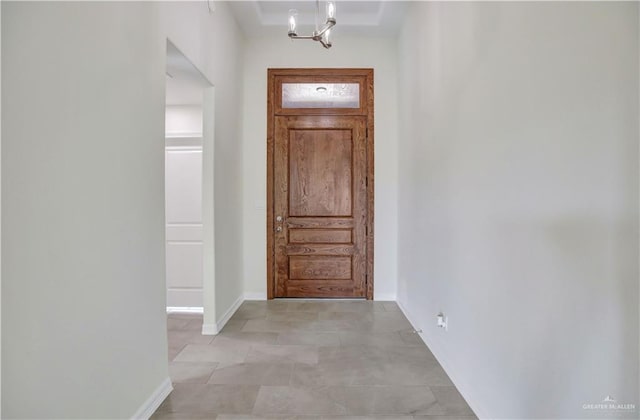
227, 1, 408, 38
166, 2, 407, 104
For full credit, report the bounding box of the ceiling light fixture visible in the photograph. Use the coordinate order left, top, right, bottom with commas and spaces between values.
288, 0, 336, 49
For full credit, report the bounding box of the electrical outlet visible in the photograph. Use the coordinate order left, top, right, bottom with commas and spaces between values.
437, 313, 448, 331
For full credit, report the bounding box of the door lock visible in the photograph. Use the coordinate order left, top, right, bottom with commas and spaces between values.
276, 215, 283, 222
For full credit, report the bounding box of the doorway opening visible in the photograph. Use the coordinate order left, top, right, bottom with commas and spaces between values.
266, 69, 375, 299
164, 40, 214, 315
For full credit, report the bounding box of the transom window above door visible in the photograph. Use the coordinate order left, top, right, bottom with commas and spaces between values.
282, 83, 360, 108
273, 70, 370, 115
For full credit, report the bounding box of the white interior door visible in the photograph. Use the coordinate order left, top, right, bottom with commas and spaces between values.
165, 136, 203, 307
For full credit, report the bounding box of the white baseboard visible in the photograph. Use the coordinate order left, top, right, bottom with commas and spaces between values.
202, 323, 219, 335
216, 294, 244, 331
166, 306, 203, 314
244, 292, 267, 300
131, 377, 172, 420
374, 293, 397, 301
202, 294, 245, 335
396, 299, 488, 420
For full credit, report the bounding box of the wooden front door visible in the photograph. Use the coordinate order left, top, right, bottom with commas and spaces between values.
267, 69, 374, 299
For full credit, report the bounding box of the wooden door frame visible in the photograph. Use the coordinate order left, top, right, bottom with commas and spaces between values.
266, 68, 375, 300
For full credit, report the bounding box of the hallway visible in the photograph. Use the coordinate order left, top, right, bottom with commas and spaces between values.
2, 1, 638, 417
153, 301, 476, 418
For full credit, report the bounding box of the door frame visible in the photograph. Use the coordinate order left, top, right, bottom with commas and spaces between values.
266, 68, 375, 299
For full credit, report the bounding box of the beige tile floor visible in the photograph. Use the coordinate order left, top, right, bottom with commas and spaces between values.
153, 300, 476, 420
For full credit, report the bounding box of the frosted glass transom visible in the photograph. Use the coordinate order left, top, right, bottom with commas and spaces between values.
282, 83, 360, 108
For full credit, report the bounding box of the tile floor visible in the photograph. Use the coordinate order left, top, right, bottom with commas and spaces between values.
152, 300, 476, 420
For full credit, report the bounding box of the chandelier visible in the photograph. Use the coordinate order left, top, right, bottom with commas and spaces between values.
288, 0, 336, 49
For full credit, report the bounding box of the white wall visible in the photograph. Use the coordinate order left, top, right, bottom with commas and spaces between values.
159, 3, 245, 324
202, 87, 217, 329
2, 3, 167, 417
396, 2, 639, 419
1, 1, 244, 418
242, 35, 398, 300
166, 105, 203, 137
0, 2, 3, 415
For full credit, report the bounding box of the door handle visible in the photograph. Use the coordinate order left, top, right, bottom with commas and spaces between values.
275, 226, 283, 232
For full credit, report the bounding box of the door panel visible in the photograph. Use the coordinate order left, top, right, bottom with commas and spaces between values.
289, 129, 352, 217
166, 242, 203, 288
274, 115, 367, 298
289, 256, 352, 279
289, 229, 352, 244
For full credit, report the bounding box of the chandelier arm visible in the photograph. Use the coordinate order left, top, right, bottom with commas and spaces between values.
288, 34, 316, 40
319, 38, 331, 49
314, 20, 335, 38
